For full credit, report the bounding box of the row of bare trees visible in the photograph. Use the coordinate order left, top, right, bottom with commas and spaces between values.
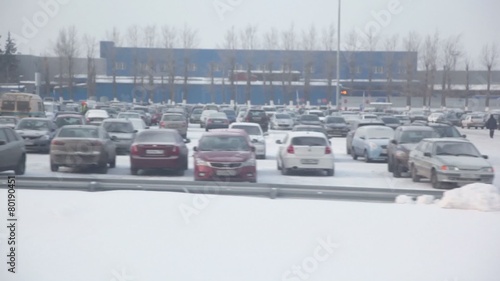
48, 23, 498, 107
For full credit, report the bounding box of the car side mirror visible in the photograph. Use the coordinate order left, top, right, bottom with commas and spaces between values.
145, 126, 150, 129
193, 146, 198, 151
184, 138, 191, 144
276, 140, 282, 144
391, 139, 397, 145
462, 134, 466, 138
424, 152, 432, 157
482, 155, 489, 159
0, 140, 6, 146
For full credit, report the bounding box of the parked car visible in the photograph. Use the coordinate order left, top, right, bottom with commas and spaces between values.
49, 125, 117, 173
85, 109, 109, 126
345, 120, 386, 155
387, 126, 438, 177
427, 123, 466, 138
205, 112, 230, 131
380, 116, 401, 130
159, 113, 188, 138
270, 113, 294, 130
276, 131, 334, 176
409, 138, 494, 188
359, 114, 379, 120
461, 113, 486, 129
298, 114, 322, 126
324, 116, 349, 137
394, 115, 411, 125
307, 110, 327, 122
229, 122, 267, 159
200, 109, 218, 128
189, 108, 203, 124
130, 129, 190, 175
242, 109, 269, 132
101, 119, 137, 154
428, 112, 446, 123
292, 125, 328, 139
53, 111, 82, 120
15, 118, 57, 153
0, 116, 20, 129
193, 129, 257, 182
0, 126, 26, 174
351, 125, 394, 163
129, 118, 149, 133
222, 109, 237, 123
54, 114, 86, 128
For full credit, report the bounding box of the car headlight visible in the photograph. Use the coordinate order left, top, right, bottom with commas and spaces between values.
368, 142, 378, 149
440, 165, 459, 171
195, 158, 209, 166
242, 158, 256, 167
481, 167, 494, 173
40, 135, 50, 140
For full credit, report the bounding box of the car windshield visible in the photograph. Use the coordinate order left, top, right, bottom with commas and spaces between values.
58, 128, 99, 138
231, 125, 261, 135
223, 110, 235, 116
192, 109, 203, 114
130, 119, 146, 130
432, 126, 462, 137
17, 119, 50, 131
400, 130, 437, 143
135, 131, 176, 142
291, 136, 327, 146
309, 111, 325, 117
301, 115, 320, 121
56, 117, 83, 127
326, 117, 345, 124
249, 111, 265, 117
198, 135, 250, 151
381, 117, 399, 124
118, 113, 140, 119
162, 114, 184, 121
275, 114, 290, 119
365, 128, 394, 139
435, 142, 481, 157
103, 122, 134, 133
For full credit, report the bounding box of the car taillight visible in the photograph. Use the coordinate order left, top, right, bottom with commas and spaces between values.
287, 145, 294, 154
51, 140, 64, 145
131, 145, 139, 155
172, 146, 179, 155
160, 121, 165, 128
325, 146, 332, 154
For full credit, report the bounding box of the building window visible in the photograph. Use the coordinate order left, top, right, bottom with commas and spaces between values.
114, 62, 125, 70
373, 66, 384, 74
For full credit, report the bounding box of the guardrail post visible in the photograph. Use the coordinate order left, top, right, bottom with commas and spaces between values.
89, 181, 99, 192
269, 188, 278, 199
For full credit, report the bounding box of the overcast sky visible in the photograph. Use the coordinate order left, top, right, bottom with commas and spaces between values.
1, 0, 499, 69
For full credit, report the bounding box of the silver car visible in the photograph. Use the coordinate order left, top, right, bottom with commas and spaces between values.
270, 113, 294, 130
408, 138, 494, 189
101, 119, 137, 154
229, 122, 267, 159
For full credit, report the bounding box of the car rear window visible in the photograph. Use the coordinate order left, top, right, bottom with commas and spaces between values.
291, 137, 327, 146
231, 125, 261, 135
249, 111, 266, 117
326, 117, 345, 123
58, 128, 99, 138
135, 131, 177, 142
162, 115, 185, 121
198, 135, 250, 151
56, 117, 83, 127
301, 115, 320, 121
103, 121, 134, 133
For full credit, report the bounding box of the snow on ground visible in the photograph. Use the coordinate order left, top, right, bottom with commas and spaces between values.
6, 125, 499, 190
0, 189, 499, 281
439, 183, 500, 211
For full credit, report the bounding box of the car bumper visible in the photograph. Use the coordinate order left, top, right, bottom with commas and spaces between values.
253, 143, 266, 156
274, 123, 293, 129
282, 157, 334, 170
326, 128, 349, 137
190, 118, 201, 123
51, 152, 103, 166
24, 139, 50, 151
437, 171, 494, 185
206, 124, 229, 130
367, 148, 389, 161
194, 165, 257, 182
130, 155, 184, 170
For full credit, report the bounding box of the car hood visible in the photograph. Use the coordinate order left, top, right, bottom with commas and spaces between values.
16, 129, 50, 137
436, 155, 491, 169
108, 132, 135, 140
196, 151, 253, 162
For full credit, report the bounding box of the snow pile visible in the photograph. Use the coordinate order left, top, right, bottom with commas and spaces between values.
416, 195, 435, 205
395, 195, 414, 204
439, 183, 500, 212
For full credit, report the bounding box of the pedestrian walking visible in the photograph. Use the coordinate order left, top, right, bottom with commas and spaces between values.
485, 115, 498, 138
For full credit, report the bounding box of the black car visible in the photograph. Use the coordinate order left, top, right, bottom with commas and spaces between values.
15, 118, 57, 153
324, 116, 349, 137
243, 109, 269, 132
0, 126, 26, 175
298, 114, 322, 126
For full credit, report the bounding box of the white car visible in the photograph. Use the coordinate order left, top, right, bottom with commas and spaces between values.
229, 122, 267, 159
129, 118, 149, 133
307, 110, 327, 122
276, 131, 335, 176
200, 110, 218, 128
85, 109, 109, 126
270, 113, 294, 130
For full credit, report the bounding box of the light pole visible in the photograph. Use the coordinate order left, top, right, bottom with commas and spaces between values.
18, 75, 23, 91
335, 0, 341, 110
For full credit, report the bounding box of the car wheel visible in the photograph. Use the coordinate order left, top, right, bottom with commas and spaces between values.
431, 170, 442, 189
98, 161, 108, 174
205, 128, 209, 132
14, 155, 26, 175
50, 162, 59, 172
183, 158, 189, 170
326, 169, 334, 176
177, 169, 185, 176
277, 160, 281, 170
388, 157, 394, 172
393, 161, 402, 178
280, 160, 289, 175
411, 165, 421, 182
352, 149, 358, 160
130, 167, 138, 175
182, 134, 187, 139
364, 150, 371, 163
109, 157, 116, 168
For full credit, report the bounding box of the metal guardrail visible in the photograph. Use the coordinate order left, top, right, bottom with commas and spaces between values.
0, 176, 444, 203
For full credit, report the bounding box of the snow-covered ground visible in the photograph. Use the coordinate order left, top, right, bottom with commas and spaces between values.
0, 188, 499, 281
6, 124, 500, 190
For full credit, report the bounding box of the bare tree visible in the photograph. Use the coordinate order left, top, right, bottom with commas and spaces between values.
127, 25, 141, 99
106, 26, 121, 100
464, 55, 473, 110
300, 24, 318, 104
240, 24, 259, 103
441, 34, 462, 107
280, 23, 298, 104
362, 29, 380, 99
83, 34, 97, 99
301, 24, 317, 51
421, 31, 440, 108
40, 54, 51, 97
262, 28, 279, 50
219, 26, 239, 103
481, 43, 498, 109
143, 25, 157, 48
161, 25, 178, 103
321, 23, 336, 51
320, 23, 336, 104
384, 34, 399, 103
402, 31, 421, 108
54, 26, 79, 100
262, 28, 279, 104
180, 23, 199, 103
281, 22, 297, 51
343, 29, 361, 97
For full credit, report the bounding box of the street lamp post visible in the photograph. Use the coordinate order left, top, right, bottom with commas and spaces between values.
335, 0, 341, 110
18, 75, 23, 91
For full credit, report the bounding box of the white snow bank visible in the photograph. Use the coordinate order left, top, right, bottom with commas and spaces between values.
439, 183, 500, 212
395, 194, 414, 204
416, 195, 435, 205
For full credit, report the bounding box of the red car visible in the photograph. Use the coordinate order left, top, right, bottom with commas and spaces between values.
193, 129, 257, 182
130, 129, 190, 175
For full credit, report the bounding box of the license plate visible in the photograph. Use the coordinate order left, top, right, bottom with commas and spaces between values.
301, 159, 319, 164
216, 170, 237, 176
462, 173, 476, 179
146, 150, 163, 155
214, 120, 223, 123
